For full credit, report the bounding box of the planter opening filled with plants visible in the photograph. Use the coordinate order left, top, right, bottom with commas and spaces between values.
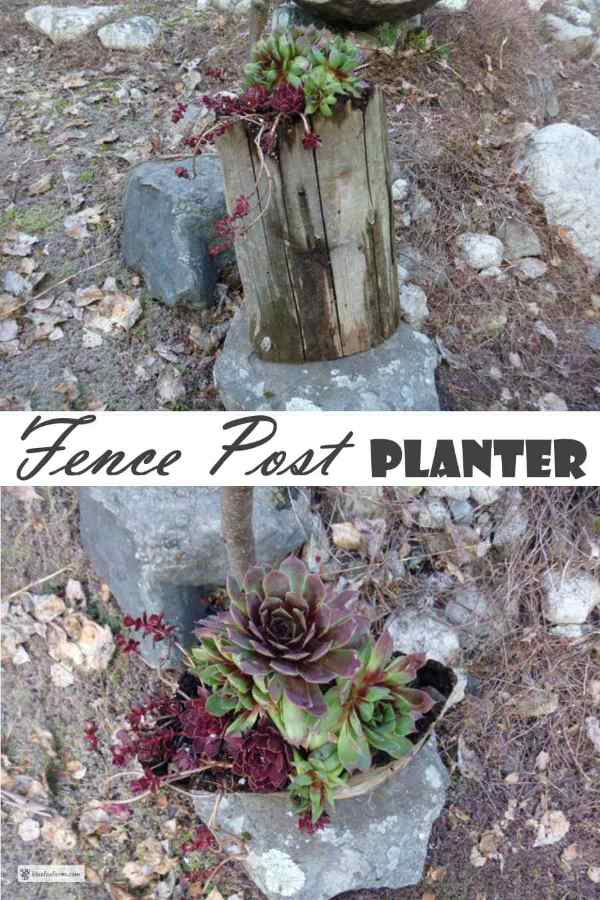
175, 27, 400, 364
107, 556, 456, 835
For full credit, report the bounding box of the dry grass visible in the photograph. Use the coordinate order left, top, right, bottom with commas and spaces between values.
362, 0, 600, 410
323, 487, 600, 897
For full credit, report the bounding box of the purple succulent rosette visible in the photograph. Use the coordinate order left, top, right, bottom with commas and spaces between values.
197, 556, 369, 717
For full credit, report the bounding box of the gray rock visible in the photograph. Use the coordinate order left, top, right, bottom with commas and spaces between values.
492, 490, 529, 551
25, 5, 119, 43
215, 305, 440, 411
448, 498, 473, 524
542, 14, 595, 56
79, 487, 312, 663
412, 189, 434, 222
4, 271, 30, 297
294, 0, 443, 26
561, 5, 592, 27
193, 739, 449, 900
514, 257, 549, 281
418, 497, 451, 529
271, 1, 328, 28
122, 156, 227, 309
497, 220, 543, 260
585, 324, 600, 351
542, 570, 600, 625
399, 283, 429, 330
388, 608, 461, 664
444, 585, 500, 640
457, 233, 504, 271
518, 124, 600, 276
98, 16, 161, 51
479, 265, 509, 281
335, 487, 385, 518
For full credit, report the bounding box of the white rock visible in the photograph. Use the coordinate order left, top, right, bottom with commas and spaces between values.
331, 521, 363, 552
543, 14, 595, 56
399, 283, 429, 330
12, 646, 31, 666
550, 623, 587, 638
388, 609, 461, 665
538, 392, 568, 411
457, 233, 504, 270
98, 16, 161, 51
25, 5, 119, 44
50, 662, 76, 687
438, 0, 469, 10
391, 177, 410, 202
518, 124, 600, 276
0, 319, 18, 342
470, 487, 502, 506
18, 819, 41, 843
543, 570, 600, 625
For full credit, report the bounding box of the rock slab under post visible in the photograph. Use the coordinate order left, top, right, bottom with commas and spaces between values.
215, 304, 440, 410
79, 487, 312, 663
193, 738, 449, 900
122, 156, 227, 309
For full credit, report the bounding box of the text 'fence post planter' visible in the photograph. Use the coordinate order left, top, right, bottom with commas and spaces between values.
217, 86, 400, 363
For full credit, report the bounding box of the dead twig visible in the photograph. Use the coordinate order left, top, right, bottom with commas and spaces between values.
3, 565, 74, 602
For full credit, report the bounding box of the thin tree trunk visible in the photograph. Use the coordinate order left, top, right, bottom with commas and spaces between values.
222, 487, 256, 583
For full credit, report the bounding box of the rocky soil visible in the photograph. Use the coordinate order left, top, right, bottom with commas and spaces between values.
2, 485, 600, 899
0, 0, 598, 410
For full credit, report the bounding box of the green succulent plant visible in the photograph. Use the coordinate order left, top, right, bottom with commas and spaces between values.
244, 27, 365, 117
307, 631, 435, 772
289, 743, 348, 823
189, 636, 270, 734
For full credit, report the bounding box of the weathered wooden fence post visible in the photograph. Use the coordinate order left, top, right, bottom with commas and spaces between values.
217, 87, 400, 364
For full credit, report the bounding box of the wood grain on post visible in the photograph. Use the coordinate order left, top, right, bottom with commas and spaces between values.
217, 87, 400, 363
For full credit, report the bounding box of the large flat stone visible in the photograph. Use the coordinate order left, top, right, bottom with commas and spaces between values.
98, 16, 161, 51
215, 305, 440, 411
122, 156, 227, 309
193, 738, 448, 900
79, 487, 313, 663
25, 5, 119, 43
